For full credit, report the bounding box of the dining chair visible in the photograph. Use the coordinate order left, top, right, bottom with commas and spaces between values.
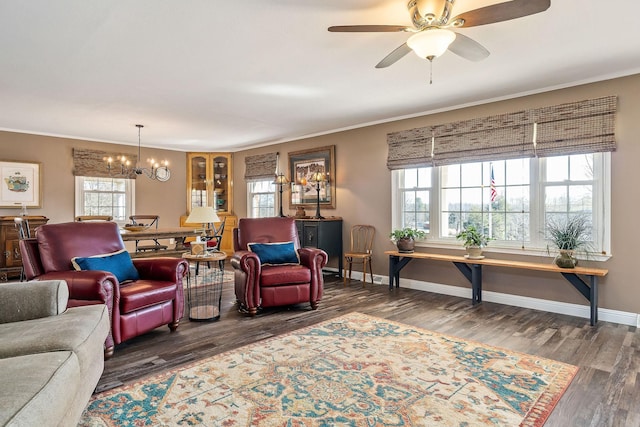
75, 215, 113, 221
344, 224, 375, 286
129, 215, 168, 252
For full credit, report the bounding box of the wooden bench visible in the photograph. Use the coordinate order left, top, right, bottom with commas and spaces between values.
385, 250, 608, 325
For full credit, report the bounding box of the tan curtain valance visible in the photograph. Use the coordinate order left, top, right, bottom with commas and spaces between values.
244, 152, 277, 180
387, 95, 617, 169
73, 148, 138, 179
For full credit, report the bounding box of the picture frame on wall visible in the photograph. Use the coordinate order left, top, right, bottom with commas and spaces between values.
289, 145, 336, 209
0, 160, 42, 208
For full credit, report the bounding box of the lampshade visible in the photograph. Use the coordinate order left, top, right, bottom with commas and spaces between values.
186, 206, 220, 224
274, 173, 290, 185
309, 172, 327, 183
407, 29, 456, 59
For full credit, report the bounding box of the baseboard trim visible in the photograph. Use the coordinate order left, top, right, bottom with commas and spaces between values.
330, 269, 639, 327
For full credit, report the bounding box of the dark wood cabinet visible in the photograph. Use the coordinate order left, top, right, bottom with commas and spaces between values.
1, 215, 49, 281
295, 217, 343, 277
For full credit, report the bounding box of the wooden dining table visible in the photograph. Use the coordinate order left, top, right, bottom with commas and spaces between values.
120, 227, 199, 257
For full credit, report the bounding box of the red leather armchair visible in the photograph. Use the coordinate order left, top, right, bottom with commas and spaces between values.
231, 217, 328, 316
20, 221, 188, 358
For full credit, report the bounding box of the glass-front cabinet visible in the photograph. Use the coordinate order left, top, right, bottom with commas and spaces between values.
187, 153, 233, 215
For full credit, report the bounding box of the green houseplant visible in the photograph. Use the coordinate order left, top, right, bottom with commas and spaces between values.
546, 215, 591, 268
456, 225, 490, 259
390, 227, 426, 253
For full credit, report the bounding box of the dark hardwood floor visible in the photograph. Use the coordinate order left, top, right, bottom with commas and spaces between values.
98, 272, 640, 427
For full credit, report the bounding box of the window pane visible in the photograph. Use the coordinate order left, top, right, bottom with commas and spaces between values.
403, 169, 418, 188
505, 186, 529, 211
546, 156, 568, 182
442, 164, 460, 187
568, 185, 592, 212
461, 162, 481, 187
505, 159, 528, 185
417, 168, 431, 187
443, 189, 460, 211
545, 186, 567, 212
570, 154, 593, 181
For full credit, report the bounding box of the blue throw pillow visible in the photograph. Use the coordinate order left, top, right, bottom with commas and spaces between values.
71, 249, 140, 283
248, 241, 300, 266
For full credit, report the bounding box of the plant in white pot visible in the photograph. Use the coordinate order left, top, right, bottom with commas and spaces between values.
456, 225, 490, 259
390, 228, 427, 253
546, 215, 591, 268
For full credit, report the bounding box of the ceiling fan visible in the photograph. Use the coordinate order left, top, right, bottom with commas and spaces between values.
328, 0, 550, 72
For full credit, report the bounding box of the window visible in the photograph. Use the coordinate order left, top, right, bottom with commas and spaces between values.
247, 180, 276, 218
392, 153, 610, 256
75, 176, 134, 224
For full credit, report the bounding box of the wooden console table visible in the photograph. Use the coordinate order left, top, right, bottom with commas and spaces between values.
121, 227, 198, 258
385, 250, 608, 326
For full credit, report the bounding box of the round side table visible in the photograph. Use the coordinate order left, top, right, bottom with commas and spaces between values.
182, 252, 227, 321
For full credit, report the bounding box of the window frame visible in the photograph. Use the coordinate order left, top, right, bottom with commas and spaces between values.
391, 153, 611, 260
74, 176, 135, 226
246, 179, 276, 218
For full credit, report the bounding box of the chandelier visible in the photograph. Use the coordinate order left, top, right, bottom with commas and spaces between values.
106, 124, 171, 181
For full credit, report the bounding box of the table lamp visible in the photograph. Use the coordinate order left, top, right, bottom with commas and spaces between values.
309, 172, 327, 219
186, 206, 220, 240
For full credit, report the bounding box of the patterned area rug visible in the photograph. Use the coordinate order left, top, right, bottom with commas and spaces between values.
79, 313, 577, 426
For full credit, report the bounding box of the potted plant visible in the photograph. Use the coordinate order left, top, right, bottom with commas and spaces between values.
546, 215, 591, 268
389, 227, 427, 253
456, 225, 490, 259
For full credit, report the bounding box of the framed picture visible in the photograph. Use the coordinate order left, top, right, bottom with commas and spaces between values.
0, 160, 42, 208
289, 145, 336, 209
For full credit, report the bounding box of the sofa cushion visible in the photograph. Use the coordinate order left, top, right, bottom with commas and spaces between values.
0, 305, 109, 361
72, 249, 140, 283
260, 264, 311, 287
119, 280, 178, 314
248, 241, 300, 265
0, 351, 80, 427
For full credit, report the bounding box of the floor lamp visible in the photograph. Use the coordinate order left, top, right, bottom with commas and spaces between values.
309, 172, 327, 219
274, 173, 290, 217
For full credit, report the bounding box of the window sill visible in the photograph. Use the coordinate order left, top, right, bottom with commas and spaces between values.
412, 240, 611, 263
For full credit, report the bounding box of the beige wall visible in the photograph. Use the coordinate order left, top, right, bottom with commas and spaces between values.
2, 74, 638, 314
234, 73, 640, 315
0, 133, 187, 226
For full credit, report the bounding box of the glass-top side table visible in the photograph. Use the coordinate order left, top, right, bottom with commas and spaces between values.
182, 252, 227, 321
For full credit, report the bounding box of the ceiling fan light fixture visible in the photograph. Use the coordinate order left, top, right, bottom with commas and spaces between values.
407, 28, 456, 59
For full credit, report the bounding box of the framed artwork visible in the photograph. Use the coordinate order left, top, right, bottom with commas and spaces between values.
289, 145, 336, 209
0, 160, 42, 208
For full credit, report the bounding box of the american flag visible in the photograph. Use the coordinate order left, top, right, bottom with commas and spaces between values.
490, 165, 497, 202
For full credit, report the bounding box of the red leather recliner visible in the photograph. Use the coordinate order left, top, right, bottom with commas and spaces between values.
20, 221, 188, 358
231, 217, 328, 316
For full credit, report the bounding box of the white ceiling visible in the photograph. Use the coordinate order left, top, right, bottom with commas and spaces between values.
1, 0, 639, 152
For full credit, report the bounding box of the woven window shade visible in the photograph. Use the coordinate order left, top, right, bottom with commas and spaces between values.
244, 152, 277, 180
387, 96, 617, 169
73, 148, 138, 179
533, 96, 617, 157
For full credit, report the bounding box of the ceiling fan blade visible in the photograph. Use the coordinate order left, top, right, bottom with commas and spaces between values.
375, 43, 413, 68
451, 0, 550, 27
448, 32, 490, 62
328, 25, 412, 33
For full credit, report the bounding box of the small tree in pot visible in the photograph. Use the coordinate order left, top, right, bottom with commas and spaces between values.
390, 228, 427, 253
456, 225, 490, 259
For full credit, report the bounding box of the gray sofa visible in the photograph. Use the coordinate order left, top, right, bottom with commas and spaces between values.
0, 280, 110, 427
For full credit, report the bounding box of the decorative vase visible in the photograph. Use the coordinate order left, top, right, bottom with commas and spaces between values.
295, 207, 306, 218
554, 249, 577, 268
396, 237, 415, 253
